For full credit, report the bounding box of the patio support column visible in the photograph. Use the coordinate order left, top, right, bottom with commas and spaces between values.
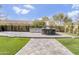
0, 25, 1, 31
9, 25, 11, 31
17, 26, 19, 31
7, 25, 9, 31
22, 26, 24, 31
16, 25, 18, 31
17, 26, 18, 31
12, 25, 14, 31
24, 26, 26, 31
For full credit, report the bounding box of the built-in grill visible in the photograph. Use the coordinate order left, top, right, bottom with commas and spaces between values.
42, 21, 56, 35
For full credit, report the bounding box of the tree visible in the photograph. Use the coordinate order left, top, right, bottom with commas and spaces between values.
53, 13, 65, 25
42, 16, 49, 21
53, 13, 72, 32
63, 16, 73, 33
32, 20, 45, 28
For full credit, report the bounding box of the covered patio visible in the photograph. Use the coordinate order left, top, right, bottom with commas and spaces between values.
0, 31, 73, 38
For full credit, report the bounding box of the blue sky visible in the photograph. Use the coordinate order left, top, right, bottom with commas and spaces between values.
0, 4, 79, 21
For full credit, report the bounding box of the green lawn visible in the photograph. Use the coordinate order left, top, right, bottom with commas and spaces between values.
66, 33, 78, 36
57, 38, 79, 55
0, 36, 30, 55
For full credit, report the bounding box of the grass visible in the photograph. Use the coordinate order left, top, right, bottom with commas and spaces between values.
57, 38, 79, 55
66, 33, 78, 36
61, 32, 78, 36
0, 36, 30, 55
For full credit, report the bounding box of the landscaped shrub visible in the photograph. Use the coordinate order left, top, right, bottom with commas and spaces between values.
56, 26, 64, 32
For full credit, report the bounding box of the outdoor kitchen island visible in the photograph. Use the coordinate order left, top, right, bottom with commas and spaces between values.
42, 20, 56, 35
42, 28, 56, 35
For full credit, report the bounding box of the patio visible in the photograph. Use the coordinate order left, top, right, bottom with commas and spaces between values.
0, 31, 73, 38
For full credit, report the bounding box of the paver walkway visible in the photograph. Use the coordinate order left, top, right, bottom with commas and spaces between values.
16, 38, 73, 55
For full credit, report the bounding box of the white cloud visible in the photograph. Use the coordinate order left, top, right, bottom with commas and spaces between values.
67, 5, 79, 19
67, 10, 79, 21
37, 18, 42, 20
72, 4, 79, 9
13, 6, 30, 15
13, 5, 35, 15
24, 5, 35, 9
66, 4, 79, 22
21, 9, 30, 14
68, 10, 79, 17
13, 6, 21, 14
